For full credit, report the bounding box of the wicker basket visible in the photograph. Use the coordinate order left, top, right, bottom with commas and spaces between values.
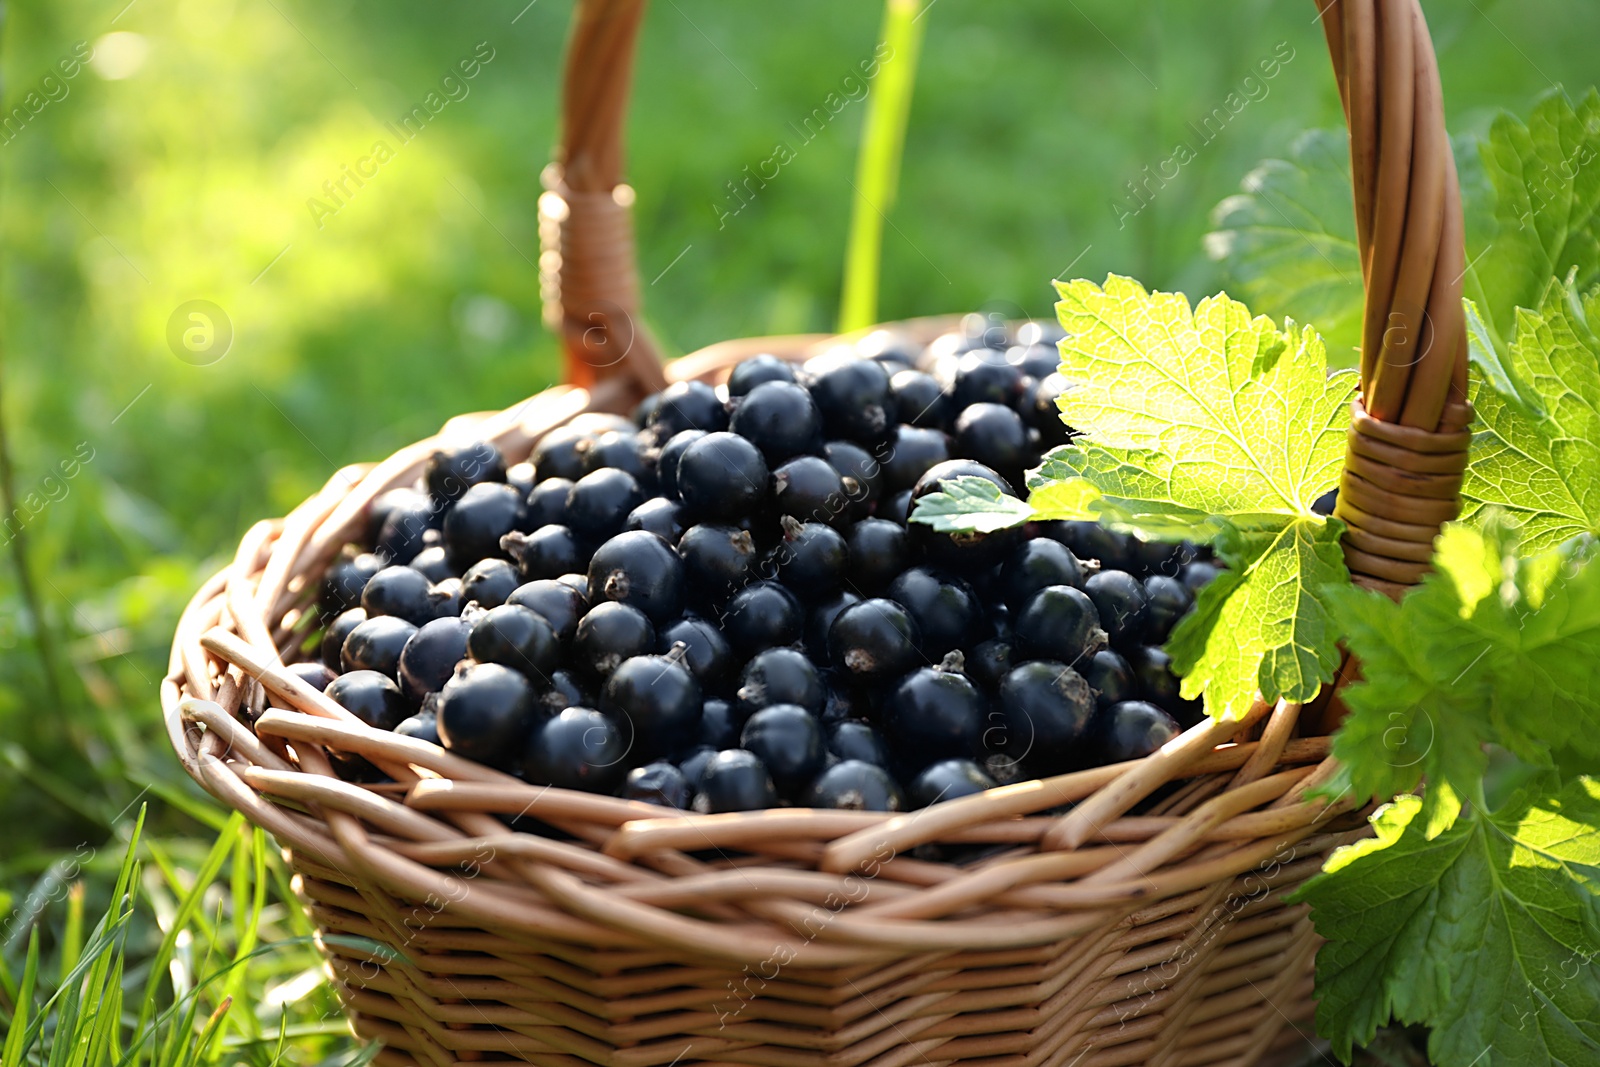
162, 2, 1473, 1064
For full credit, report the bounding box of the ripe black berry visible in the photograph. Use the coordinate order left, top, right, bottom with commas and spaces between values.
588, 530, 685, 622
503, 526, 582, 583
460, 558, 519, 609
846, 519, 908, 594
506, 579, 585, 643
398, 616, 470, 702
826, 720, 891, 767
1014, 585, 1104, 665
622, 761, 691, 808
572, 602, 656, 679
437, 663, 537, 766
741, 705, 824, 794
600, 654, 702, 760
885, 666, 986, 772
360, 565, 436, 627
728, 353, 798, 396
769, 519, 847, 599
649, 380, 729, 439
326, 670, 411, 731
1143, 574, 1194, 643
288, 661, 337, 692
408, 546, 455, 584
803, 760, 904, 811
882, 425, 953, 494
443, 482, 521, 569
426, 441, 506, 507
909, 460, 1023, 568
965, 637, 1015, 691
771, 455, 848, 527
822, 440, 883, 519
656, 430, 707, 501
999, 661, 1095, 774
580, 431, 656, 491
908, 758, 996, 807
805, 353, 893, 445
697, 697, 744, 750
322, 608, 366, 672
952, 403, 1028, 487
1093, 700, 1180, 763
467, 604, 560, 681
530, 427, 593, 483
890, 370, 950, 429
694, 750, 778, 813
829, 598, 920, 683
523, 707, 628, 793
1084, 570, 1148, 647
426, 578, 463, 619
376, 496, 437, 565
342, 615, 419, 679
948, 351, 1027, 409
394, 710, 441, 745
728, 381, 821, 464
806, 591, 861, 660
1182, 560, 1221, 593
886, 567, 983, 658
736, 647, 824, 718
519, 478, 572, 529
538, 669, 590, 717
658, 617, 736, 693
677, 523, 758, 604
999, 538, 1084, 608
676, 432, 770, 522
1081, 649, 1136, 710
721, 581, 803, 658
564, 468, 643, 543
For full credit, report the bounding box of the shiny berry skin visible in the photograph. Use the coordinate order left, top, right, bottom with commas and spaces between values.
728, 381, 821, 464
587, 531, 685, 622
504, 525, 582, 583
360, 565, 436, 627
1041, 520, 1129, 572
467, 604, 560, 681
1011, 341, 1061, 380
741, 705, 825, 794
654, 430, 706, 503
1014, 585, 1104, 665
425, 441, 506, 507
697, 697, 744, 750
519, 478, 572, 530
878, 489, 913, 525
622, 761, 691, 808
882, 426, 953, 493
998, 661, 1095, 774
530, 427, 592, 483
408, 546, 455, 584
952, 403, 1028, 486
649, 380, 728, 439
890, 369, 950, 429
803, 760, 904, 811
949, 351, 1028, 409
572, 602, 656, 679
1182, 560, 1221, 592
822, 440, 883, 519
579, 431, 656, 491
326, 670, 411, 730
1143, 575, 1194, 643
288, 661, 338, 692
677, 523, 758, 604
908, 758, 996, 807
1124, 645, 1196, 721
375, 496, 438, 566
1081, 649, 1136, 710
398, 616, 470, 701
658, 616, 736, 693
557, 573, 589, 600
909, 460, 1023, 569
537, 669, 590, 717
886, 567, 983, 658
677, 746, 717, 790
829, 598, 921, 683
506, 579, 585, 644
369, 487, 430, 544
1031, 374, 1075, 448
460, 558, 519, 609
676, 432, 770, 522
885, 667, 986, 772
564, 468, 643, 543
321, 550, 387, 617
1311, 487, 1339, 516
805, 353, 893, 445
727, 353, 798, 396
523, 707, 629, 793
322, 608, 367, 671
506, 461, 536, 496
769, 519, 847, 599
442, 482, 521, 569
694, 750, 778, 813
771, 455, 848, 527
1094, 700, 1180, 763
826, 720, 891, 767
736, 647, 824, 717
818, 674, 867, 724
999, 538, 1084, 608
437, 663, 538, 766
600, 654, 702, 760
394, 710, 441, 745
1084, 570, 1148, 647
806, 591, 861, 660
966, 637, 1015, 691
342, 615, 419, 679
426, 578, 463, 619
846, 519, 908, 594
722, 581, 804, 658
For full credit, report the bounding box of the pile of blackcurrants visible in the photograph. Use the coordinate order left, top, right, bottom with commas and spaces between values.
300, 316, 1218, 817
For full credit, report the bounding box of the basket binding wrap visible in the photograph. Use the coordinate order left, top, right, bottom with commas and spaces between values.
162, 2, 1471, 1064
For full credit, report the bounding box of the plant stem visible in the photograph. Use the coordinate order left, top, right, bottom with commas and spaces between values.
838, 0, 927, 333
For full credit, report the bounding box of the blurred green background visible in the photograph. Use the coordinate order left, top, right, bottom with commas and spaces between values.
2, 0, 1595, 1061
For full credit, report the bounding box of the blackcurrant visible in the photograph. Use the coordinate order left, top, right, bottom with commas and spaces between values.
564, 468, 643, 543
826, 720, 891, 767
998, 538, 1084, 608
530, 427, 593, 483
622, 761, 691, 808
443, 482, 521, 569
460, 558, 519, 609
952, 403, 1028, 487
1083, 570, 1148, 647
769, 519, 847, 599
771, 455, 849, 528
822, 439, 883, 519
676, 432, 770, 522
538, 669, 590, 718
598, 654, 701, 761
437, 663, 537, 766
649, 380, 729, 439
697, 697, 744, 750
1014, 585, 1104, 665
948, 350, 1027, 409
908, 758, 996, 807
882, 426, 953, 493
885, 666, 986, 772
805, 353, 893, 446
677, 523, 758, 604
741, 705, 824, 794
890, 369, 950, 429
806, 590, 861, 660
727, 381, 821, 464
1031, 374, 1075, 448
1081, 649, 1136, 710
322, 607, 367, 671
587, 530, 685, 622
1181, 560, 1221, 592
658, 617, 736, 693
908, 460, 1023, 569
803, 760, 904, 811
523, 707, 629, 793
326, 670, 411, 731
425, 441, 506, 507
846, 519, 908, 594
694, 750, 778, 813
965, 637, 1015, 691
394, 710, 442, 746
727, 353, 798, 396
375, 496, 438, 566
398, 616, 470, 702
656, 430, 707, 502
426, 578, 463, 619
1093, 700, 1180, 763
721, 581, 803, 658
408, 545, 455, 584
360, 565, 436, 627
503, 525, 582, 583
736, 647, 825, 718
341, 615, 419, 679
1143, 574, 1194, 643
519, 478, 572, 530
288, 661, 337, 693
580, 431, 657, 491
829, 598, 920, 683
886, 567, 983, 658
998, 661, 1095, 774
467, 604, 559, 681
572, 602, 656, 679
506, 579, 585, 644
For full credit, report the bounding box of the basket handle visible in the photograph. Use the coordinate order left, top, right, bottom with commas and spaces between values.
1321, 0, 1472, 592
540, 0, 667, 401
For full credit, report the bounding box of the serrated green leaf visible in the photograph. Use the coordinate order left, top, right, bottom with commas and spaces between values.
1293, 779, 1600, 1067
906, 476, 1034, 533
1164, 515, 1347, 720
1462, 281, 1600, 553
1027, 444, 1229, 540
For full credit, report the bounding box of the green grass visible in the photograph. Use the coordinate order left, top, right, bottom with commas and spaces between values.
4, 1, 1597, 1062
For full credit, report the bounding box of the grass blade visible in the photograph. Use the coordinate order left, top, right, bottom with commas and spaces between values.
2, 928, 42, 1065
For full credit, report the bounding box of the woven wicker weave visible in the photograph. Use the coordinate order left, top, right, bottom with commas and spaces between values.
162, 2, 1472, 1064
